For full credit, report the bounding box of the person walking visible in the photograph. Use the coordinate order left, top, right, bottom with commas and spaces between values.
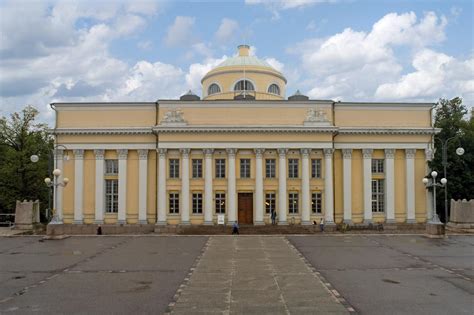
232, 221, 240, 235
319, 218, 325, 232
271, 210, 277, 225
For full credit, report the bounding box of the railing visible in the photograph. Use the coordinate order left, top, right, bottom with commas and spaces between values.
0, 213, 15, 227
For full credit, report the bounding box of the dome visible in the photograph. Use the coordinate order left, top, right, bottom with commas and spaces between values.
201, 45, 287, 101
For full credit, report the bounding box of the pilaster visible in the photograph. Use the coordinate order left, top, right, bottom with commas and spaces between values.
323, 148, 335, 224
117, 149, 128, 224
301, 148, 311, 225
156, 148, 167, 225
73, 149, 84, 224
277, 148, 288, 225
180, 148, 191, 225
342, 149, 352, 224
385, 149, 396, 223
94, 149, 105, 224
254, 148, 265, 225
203, 149, 214, 225
362, 148, 373, 224
138, 149, 148, 224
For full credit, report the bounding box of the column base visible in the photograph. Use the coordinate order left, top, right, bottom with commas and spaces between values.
386, 219, 396, 224
406, 219, 417, 224
301, 220, 312, 226
254, 221, 264, 226
138, 220, 148, 225
73, 220, 83, 224
343, 219, 352, 225
203, 221, 214, 226
278, 221, 288, 225
94, 220, 104, 224
363, 219, 372, 225
155, 221, 167, 226
325, 220, 335, 226
117, 220, 126, 225
180, 221, 191, 225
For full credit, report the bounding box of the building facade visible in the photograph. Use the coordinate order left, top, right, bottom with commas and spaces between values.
51, 45, 439, 226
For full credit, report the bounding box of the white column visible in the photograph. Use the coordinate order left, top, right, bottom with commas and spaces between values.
254, 149, 265, 225
94, 149, 105, 224
117, 149, 128, 224
157, 148, 167, 225
227, 149, 237, 223
342, 149, 352, 224
203, 149, 214, 225
180, 149, 191, 225
73, 149, 84, 224
406, 149, 416, 223
324, 148, 335, 224
278, 148, 288, 225
138, 149, 148, 224
385, 149, 396, 223
425, 149, 434, 222
363, 149, 373, 224
301, 149, 311, 225
54, 149, 64, 223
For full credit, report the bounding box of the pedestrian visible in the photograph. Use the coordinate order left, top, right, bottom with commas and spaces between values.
232, 221, 240, 235
319, 218, 324, 232
271, 210, 277, 225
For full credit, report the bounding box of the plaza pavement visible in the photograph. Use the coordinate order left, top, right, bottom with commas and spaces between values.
0, 234, 472, 314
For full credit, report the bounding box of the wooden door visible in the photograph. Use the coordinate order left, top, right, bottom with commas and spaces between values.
238, 193, 253, 224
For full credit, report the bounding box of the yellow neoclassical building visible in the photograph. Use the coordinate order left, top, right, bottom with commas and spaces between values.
51, 45, 439, 228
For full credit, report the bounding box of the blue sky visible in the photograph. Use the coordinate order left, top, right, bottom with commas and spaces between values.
0, 0, 473, 124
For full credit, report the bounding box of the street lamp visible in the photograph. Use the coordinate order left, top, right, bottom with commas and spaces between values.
422, 171, 447, 224
44, 168, 69, 224
441, 136, 464, 223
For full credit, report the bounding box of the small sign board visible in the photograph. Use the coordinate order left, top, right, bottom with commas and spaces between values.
217, 214, 225, 225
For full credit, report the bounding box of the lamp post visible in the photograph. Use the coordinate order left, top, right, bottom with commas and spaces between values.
422, 171, 447, 224
441, 136, 464, 223
44, 168, 69, 224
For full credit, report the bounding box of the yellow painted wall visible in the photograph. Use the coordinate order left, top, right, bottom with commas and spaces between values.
335, 109, 430, 127
335, 134, 431, 143
58, 134, 156, 144
159, 133, 332, 143
58, 108, 156, 128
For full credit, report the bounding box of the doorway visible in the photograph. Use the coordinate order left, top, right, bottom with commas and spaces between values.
238, 193, 253, 224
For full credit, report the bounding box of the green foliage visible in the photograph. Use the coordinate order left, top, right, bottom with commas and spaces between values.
0, 106, 52, 220
430, 97, 473, 221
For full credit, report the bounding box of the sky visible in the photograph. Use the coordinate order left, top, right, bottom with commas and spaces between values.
0, 0, 473, 125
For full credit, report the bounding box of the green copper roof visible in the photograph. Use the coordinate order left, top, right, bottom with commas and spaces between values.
215, 55, 276, 70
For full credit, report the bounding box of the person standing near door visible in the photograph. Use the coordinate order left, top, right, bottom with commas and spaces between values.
271, 210, 277, 225
232, 221, 240, 235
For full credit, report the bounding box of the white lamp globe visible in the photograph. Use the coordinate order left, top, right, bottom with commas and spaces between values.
440, 178, 447, 185
456, 147, 465, 156
63, 177, 70, 184
30, 155, 39, 163
52, 169, 61, 177
422, 178, 429, 185
44, 177, 51, 184
431, 171, 438, 178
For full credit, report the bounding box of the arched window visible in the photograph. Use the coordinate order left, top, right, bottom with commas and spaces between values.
234, 80, 254, 91
208, 83, 221, 95
268, 84, 280, 95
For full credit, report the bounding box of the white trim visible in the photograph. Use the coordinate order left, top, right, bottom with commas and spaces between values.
57, 143, 156, 150
158, 100, 333, 108
335, 102, 434, 108
206, 82, 223, 97
158, 142, 334, 149
230, 77, 257, 92
334, 143, 430, 149
338, 127, 440, 135
266, 82, 281, 95
53, 127, 153, 135
154, 125, 337, 133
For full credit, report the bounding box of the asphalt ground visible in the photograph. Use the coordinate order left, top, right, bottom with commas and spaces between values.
288, 235, 474, 315
0, 236, 207, 314
0, 235, 472, 314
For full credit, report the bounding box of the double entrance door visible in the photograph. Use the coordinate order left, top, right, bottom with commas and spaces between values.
237, 193, 253, 224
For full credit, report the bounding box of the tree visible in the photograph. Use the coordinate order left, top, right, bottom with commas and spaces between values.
0, 105, 52, 221
430, 97, 473, 222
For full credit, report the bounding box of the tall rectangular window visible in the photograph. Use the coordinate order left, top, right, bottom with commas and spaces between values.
311, 192, 322, 214
192, 159, 202, 178
105, 159, 118, 175
371, 159, 384, 173
215, 193, 226, 214
215, 159, 226, 178
265, 159, 276, 178
289, 193, 299, 214
169, 193, 180, 214
265, 193, 276, 214
192, 193, 203, 214
371, 179, 384, 212
105, 179, 118, 213
240, 159, 251, 178
169, 159, 180, 178
311, 159, 322, 178
288, 159, 299, 178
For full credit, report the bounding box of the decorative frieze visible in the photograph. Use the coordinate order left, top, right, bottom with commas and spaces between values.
160, 108, 187, 126
303, 108, 331, 126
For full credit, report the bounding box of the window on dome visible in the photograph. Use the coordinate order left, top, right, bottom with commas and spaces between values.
208, 83, 221, 95
234, 80, 254, 91
268, 84, 280, 95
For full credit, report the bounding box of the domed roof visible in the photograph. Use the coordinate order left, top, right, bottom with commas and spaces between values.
216, 55, 274, 69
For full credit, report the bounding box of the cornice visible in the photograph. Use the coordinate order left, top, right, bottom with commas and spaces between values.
153, 125, 338, 134
338, 127, 441, 135
51, 127, 153, 135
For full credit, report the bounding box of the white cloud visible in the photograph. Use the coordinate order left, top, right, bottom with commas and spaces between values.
265, 57, 284, 72
292, 11, 472, 103
164, 16, 196, 47
185, 56, 228, 93
215, 18, 239, 43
